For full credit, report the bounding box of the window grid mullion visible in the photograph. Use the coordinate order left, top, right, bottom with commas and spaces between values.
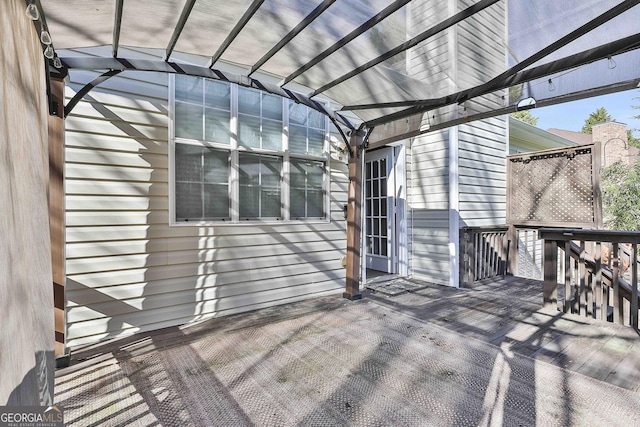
282, 97, 290, 221
258, 156, 263, 218
200, 147, 205, 219
230, 83, 239, 222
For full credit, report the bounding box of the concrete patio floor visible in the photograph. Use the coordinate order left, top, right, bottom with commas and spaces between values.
55, 276, 640, 426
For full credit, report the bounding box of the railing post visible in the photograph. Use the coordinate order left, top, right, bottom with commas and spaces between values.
543, 239, 559, 310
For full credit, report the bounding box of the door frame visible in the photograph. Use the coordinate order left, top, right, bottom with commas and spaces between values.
362, 142, 409, 278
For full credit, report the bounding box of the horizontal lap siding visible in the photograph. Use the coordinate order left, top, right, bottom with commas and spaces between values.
409, 131, 450, 286
406, 1, 507, 285
457, 125, 507, 227
458, 119, 507, 226
457, 0, 507, 228
65, 69, 347, 347
406, 1, 454, 286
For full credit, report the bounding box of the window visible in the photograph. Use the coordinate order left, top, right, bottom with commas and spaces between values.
239, 153, 282, 219
171, 75, 328, 224
175, 144, 230, 221
290, 159, 324, 219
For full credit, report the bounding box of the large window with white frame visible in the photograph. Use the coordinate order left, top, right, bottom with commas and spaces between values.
171, 75, 329, 224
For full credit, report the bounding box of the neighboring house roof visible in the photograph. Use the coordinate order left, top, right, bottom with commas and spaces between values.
509, 116, 576, 154
546, 128, 593, 145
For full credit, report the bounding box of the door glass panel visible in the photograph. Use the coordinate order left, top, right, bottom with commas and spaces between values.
365, 158, 388, 256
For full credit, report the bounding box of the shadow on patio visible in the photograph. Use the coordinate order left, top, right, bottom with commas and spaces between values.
55, 276, 640, 426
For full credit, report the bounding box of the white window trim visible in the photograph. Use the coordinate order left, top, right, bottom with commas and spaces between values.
169, 75, 331, 226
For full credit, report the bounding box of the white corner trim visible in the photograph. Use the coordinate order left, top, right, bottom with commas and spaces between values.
449, 126, 460, 288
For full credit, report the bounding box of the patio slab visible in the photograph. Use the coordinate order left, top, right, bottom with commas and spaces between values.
55, 276, 640, 426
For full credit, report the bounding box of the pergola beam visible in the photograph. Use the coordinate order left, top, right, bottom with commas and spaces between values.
207, 0, 265, 68
165, 0, 197, 61
362, 32, 640, 127
309, 0, 501, 97
248, 0, 337, 77
64, 69, 122, 118
112, 0, 124, 58
59, 57, 355, 130
280, 0, 411, 87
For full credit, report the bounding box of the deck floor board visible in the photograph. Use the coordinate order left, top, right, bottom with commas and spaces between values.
55, 275, 640, 426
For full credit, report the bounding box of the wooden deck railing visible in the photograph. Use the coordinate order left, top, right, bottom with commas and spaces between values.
460, 226, 510, 286
539, 228, 640, 330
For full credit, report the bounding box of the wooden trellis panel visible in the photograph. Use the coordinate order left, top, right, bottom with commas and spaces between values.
507, 143, 602, 228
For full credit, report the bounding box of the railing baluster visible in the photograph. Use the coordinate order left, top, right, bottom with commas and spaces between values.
489, 233, 494, 276
543, 239, 559, 309
477, 233, 483, 280
537, 229, 640, 330
492, 233, 499, 276
525, 230, 531, 278
613, 243, 621, 324
474, 233, 480, 281
564, 241, 572, 313
532, 230, 537, 279
595, 241, 602, 320
585, 242, 596, 318
579, 241, 587, 316
632, 243, 638, 330
482, 233, 487, 279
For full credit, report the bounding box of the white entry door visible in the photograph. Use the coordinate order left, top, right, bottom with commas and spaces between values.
365, 148, 396, 273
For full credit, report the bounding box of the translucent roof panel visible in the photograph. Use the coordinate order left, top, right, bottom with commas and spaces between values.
40, 0, 640, 142
508, 1, 640, 67
172, 0, 254, 58
288, 5, 409, 91
118, 1, 185, 52
258, 0, 407, 80
217, 0, 329, 69
314, 1, 505, 110
41, 0, 114, 48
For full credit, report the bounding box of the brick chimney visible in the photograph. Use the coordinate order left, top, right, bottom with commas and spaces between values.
593, 121, 637, 166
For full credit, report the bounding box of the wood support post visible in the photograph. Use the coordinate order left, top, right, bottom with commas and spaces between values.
344, 130, 366, 300
48, 78, 66, 358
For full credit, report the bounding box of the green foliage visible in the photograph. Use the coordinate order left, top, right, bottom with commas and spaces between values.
627, 130, 640, 148
581, 107, 612, 134
630, 93, 640, 147
601, 159, 640, 231
510, 110, 539, 126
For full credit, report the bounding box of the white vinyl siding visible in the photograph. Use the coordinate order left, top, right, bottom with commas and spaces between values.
64, 49, 347, 347
458, 118, 508, 227
406, 1, 507, 286
409, 131, 451, 286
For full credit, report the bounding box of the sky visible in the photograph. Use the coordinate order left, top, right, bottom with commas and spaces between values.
533, 89, 640, 135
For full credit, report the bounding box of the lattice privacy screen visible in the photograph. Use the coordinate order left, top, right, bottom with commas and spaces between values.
507, 143, 602, 227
